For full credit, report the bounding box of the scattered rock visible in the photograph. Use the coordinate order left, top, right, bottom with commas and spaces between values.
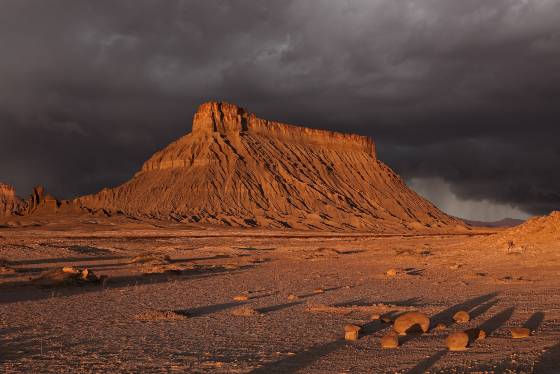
478, 329, 487, 340
232, 306, 262, 317
380, 331, 399, 348
313, 287, 325, 293
344, 324, 362, 341
62, 266, 80, 274
287, 293, 299, 301
386, 268, 399, 277
134, 310, 188, 321
370, 314, 380, 320
393, 312, 430, 335
32, 267, 103, 287
434, 323, 447, 331
511, 327, 530, 339
233, 294, 249, 301
453, 310, 470, 323
446, 331, 469, 351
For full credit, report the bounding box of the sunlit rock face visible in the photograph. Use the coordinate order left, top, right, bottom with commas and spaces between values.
77, 101, 463, 232
0, 183, 22, 216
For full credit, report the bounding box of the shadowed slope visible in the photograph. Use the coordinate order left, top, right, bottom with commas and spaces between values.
78, 102, 463, 232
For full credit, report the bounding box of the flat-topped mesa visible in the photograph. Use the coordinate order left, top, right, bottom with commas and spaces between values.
192, 101, 376, 157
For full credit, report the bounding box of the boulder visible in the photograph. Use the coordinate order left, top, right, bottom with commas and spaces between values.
446, 331, 469, 351
453, 310, 470, 323
511, 327, 530, 339
393, 312, 430, 335
344, 324, 362, 341
380, 331, 399, 348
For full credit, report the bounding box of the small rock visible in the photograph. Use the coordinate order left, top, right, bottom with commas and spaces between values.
446, 331, 469, 351
232, 307, 261, 317
287, 293, 299, 301
465, 328, 486, 341
393, 312, 430, 335
386, 268, 399, 277
434, 323, 447, 331
344, 324, 362, 341
233, 294, 249, 301
380, 331, 399, 348
511, 327, 530, 339
313, 288, 324, 293
477, 329, 487, 340
370, 314, 380, 321
453, 310, 470, 323
62, 266, 80, 274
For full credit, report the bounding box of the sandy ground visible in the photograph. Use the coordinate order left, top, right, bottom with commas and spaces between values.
1, 217, 560, 373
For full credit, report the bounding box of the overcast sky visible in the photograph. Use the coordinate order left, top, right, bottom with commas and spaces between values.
1, 0, 560, 221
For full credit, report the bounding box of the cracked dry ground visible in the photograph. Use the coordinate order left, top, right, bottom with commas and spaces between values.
1, 223, 560, 373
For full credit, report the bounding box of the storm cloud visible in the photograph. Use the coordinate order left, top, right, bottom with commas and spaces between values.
1, 0, 560, 220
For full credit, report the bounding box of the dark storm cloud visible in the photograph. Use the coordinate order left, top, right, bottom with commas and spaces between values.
1, 0, 560, 218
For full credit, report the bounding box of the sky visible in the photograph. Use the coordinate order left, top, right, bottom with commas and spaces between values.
1, 0, 559, 221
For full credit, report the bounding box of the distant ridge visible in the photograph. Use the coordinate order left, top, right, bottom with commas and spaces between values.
77, 101, 464, 232
461, 217, 524, 228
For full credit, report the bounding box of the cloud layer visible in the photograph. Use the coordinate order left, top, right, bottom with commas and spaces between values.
1, 1, 560, 219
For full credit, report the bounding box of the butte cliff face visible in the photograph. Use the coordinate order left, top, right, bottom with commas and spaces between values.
77, 102, 463, 232
0, 183, 23, 216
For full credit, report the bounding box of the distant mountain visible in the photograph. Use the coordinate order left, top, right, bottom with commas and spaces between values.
77, 101, 465, 232
461, 217, 525, 228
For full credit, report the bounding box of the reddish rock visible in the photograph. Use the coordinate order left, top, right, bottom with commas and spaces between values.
0, 183, 23, 216
77, 101, 464, 232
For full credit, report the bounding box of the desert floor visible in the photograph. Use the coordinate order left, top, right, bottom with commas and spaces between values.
1, 218, 560, 373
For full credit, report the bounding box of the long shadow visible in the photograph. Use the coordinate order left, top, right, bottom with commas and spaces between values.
297, 285, 348, 299
250, 339, 346, 374
477, 307, 515, 336
67, 245, 113, 256
250, 320, 388, 373
407, 350, 447, 374
0, 328, 48, 364
469, 300, 499, 320
534, 341, 560, 373
524, 311, 545, 331
332, 297, 423, 308
12, 261, 132, 274
257, 301, 303, 314
236, 247, 276, 251
10, 255, 126, 266
179, 301, 246, 317
0, 264, 256, 304
170, 254, 231, 262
